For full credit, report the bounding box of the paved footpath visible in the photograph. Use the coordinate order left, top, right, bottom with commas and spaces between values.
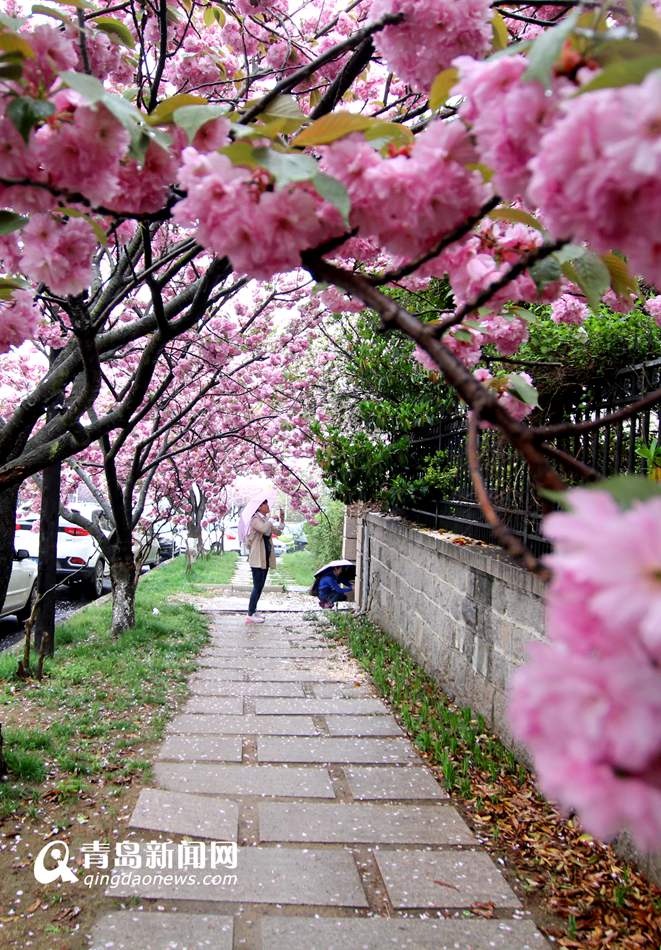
89, 612, 547, 950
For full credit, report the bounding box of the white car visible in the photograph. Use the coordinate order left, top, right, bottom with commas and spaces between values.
222, 524, 241, 553
272, 537, 287, 557
1, 549, 38, 623
16, 503, 112, 598
133, 531, 160, 570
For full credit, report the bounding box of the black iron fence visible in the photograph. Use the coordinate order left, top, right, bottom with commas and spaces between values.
403, 358, 661, 556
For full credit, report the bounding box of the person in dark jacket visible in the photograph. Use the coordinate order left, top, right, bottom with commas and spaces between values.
318, 566, 353, 608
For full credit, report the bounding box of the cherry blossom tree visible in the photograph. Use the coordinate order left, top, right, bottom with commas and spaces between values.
0, 0, 659, 848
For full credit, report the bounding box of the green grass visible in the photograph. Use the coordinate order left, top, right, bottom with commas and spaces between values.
323, 611, 523, 795
152, 551, 238, 590
0, 555, 211, 817
273, 549, 318, 588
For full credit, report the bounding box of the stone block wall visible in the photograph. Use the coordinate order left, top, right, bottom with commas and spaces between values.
359, 512, 661, 884
342, 507, 358, 561
361, 513, 545, 742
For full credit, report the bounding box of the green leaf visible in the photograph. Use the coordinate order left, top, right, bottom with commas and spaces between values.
567, 249, 611, 310
538, 488, 571, 509
261, 94, 306, 122
173, 103, 228, 141
60, 69, 106, 103
523, 9, 580, 88
508, 306, 535, 323
30, 4, 71, 21
0, 275, 29, 300
602, 252, 639, 297
312, 173, 350, 225
363, 121, 413, 149
429, 67, 458, 110
292, 111, 374, 147
251, 147, 319, 187
0, 14, 26, 30
487, 206, 545, 232
0, 57, 23, 80
452, 328, 474, 343
530, 254, 562, 290
148, 93, 208, 126
7, 96, 55, 142
0, 32, 35, 58
0, 210, 28, 235
577, 54, 661, 93
52, 0, 95, 8
492, 11, 510, 51
93, 16, 135, 49
553, 243, 586, 265
219, 140, 260, 168
591, 474, 661, 509
507, 373, 539, 407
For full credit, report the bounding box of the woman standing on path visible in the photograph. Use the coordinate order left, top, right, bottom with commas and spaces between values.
238, 498, 284, 624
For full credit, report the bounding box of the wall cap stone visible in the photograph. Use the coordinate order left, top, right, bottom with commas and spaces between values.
364, 513, 546, 598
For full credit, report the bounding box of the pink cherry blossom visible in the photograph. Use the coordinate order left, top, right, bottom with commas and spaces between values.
0, 290, 40, 354
529, 72, 661, 285
319, 286, 364, 313
646, 295, 661, 327
174, 147, 344, 279
323, 122, 489, 260
443, 326, 484, 367
509, 643, 661, 850
21, 24, 78, 89
473, 368, 535, 423
602, 288, 637, 314
454, 54, 559, 201
35, 104, 130, 206
551, 293, 589, 325
370, 0, 492, 93
111, 141, 179, 214
479, 313, 529, 356
20, 214, 97, 296
544, 490, 661, 661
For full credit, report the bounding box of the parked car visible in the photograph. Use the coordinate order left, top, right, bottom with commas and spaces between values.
133, 531, 160, 570
15, 504, 110, 599
278, 531, 296, 552
288, 523, 308, 550
157, 525, 185, 561
222, 523, 241, 553
1, 549, 38, 623
272, 537, 288, 557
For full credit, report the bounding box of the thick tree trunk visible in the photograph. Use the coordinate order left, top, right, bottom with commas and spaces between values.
110, 557, 137, 637
34, 460, 61, 657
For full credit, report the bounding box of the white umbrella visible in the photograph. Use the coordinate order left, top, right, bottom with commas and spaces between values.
313, 559, 356, 578
238, 497, 268, 548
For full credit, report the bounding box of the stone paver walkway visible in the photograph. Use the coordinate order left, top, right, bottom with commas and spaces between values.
89, 612, 547, 950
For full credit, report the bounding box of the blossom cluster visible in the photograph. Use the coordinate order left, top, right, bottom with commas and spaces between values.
323, 121, 488, 260
509, 489, 661, 850
370, 0, 492, 92
174, 148, 344, 279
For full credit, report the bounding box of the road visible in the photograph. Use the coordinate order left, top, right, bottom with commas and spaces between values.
0, 578, 111, 653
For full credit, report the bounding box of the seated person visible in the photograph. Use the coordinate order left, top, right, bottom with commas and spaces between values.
318, 567, 353, 608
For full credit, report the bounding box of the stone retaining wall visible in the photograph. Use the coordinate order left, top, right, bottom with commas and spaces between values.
359, 513, 545, 741
355, 512, 661, 885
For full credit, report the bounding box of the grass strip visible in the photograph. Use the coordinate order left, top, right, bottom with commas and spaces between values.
272, 549, 317, 588
0, 554, 236, 817
324, 611, 661, 950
